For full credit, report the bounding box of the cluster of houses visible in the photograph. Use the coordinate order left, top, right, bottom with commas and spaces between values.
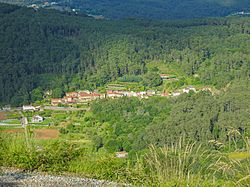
27, 1, 58, 9
51, 90, 161, 106
27, 1, 80, 15
22, 106, 45, 123
160, 74, 178, 81
51, 91, 105, 106
172, 86, 197, 97
50, 85, 198, 106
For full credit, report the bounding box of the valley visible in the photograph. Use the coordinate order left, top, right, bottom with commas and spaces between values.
0, 2, 249, 186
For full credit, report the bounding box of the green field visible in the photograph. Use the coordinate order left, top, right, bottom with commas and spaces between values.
0, 119, 20, 124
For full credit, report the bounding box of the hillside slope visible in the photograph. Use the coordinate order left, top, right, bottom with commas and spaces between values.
0, 3, 249, 106
0, 0, 250, 19
72, 0, 250, 19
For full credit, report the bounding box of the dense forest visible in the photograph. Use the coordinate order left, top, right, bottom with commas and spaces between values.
1, 0, 250, 19
0, 3, 249, 106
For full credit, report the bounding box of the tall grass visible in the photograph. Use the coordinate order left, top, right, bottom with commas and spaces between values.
0, 133, 79, 172
134, 137, 250, 186
1, 133, 250, 186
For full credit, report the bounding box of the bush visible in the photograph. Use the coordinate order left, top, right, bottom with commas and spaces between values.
118, 75, 142, 83
0, 134, 79, 172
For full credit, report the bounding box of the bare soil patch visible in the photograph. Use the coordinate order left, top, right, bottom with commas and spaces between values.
34, 129, 59, 140
0, 112, 6, 120
1, 129, 24, 133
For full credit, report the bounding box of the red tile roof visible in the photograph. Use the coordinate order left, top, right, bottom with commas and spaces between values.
78, 92, 91, 97
92, 93, 101, 97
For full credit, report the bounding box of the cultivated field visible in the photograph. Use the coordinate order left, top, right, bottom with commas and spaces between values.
0, 112, 6, 120
34, 129, 59, 140
2, 129, 24, 133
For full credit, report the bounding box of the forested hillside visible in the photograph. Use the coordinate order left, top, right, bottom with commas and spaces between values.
87, 79, 250, 152
0, 3, 249, 106
70, 0, 250, 19
0, 3, 250, 185
1, 0, 250, 19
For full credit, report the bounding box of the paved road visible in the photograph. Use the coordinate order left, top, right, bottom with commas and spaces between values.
0, 123, 20, 126
44, 106, 90, 111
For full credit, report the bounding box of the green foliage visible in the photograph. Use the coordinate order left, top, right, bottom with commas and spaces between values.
30, 87, 43, 102
68, 154, 129, 181
0, 133, 79, 171
131, 139, 250, 186
90, 97, 171, 151
2, 133, 250, 185
118, 75, 142, 83
142, 72, 163, 87
146, 80, 250, 148
52, 87, 65, 98
88, 80, 250, 152
0, 3, 249, 106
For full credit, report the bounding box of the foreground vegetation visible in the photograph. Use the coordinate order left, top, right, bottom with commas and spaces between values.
0, 78, 249, 185
1, 133, 250, 186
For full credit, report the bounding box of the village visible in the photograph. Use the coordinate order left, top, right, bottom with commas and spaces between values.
0, 81, 207, 159
0, 84, 202, 127
0, 70, 217, 115
27, 1, 83, 16
48, 74, 202, 106
51, 85, 199, 106
0, 73, 215, 128
0, 73, 213, 110
27, 1, 59, 10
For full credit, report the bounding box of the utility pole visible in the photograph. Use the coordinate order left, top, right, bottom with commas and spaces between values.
20, 112, 30, 148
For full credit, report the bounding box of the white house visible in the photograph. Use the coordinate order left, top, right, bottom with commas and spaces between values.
183, 86, 196, 94
2, 105, 11, 111
172, 92, 181, 97
147, 90, 156, 96
125, 91, 137, 97
23, 105, 36, 111
136, 91, 147, 98
106, 90, 124, 98
32, 115, 44, 123
116, 151, 128, 158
